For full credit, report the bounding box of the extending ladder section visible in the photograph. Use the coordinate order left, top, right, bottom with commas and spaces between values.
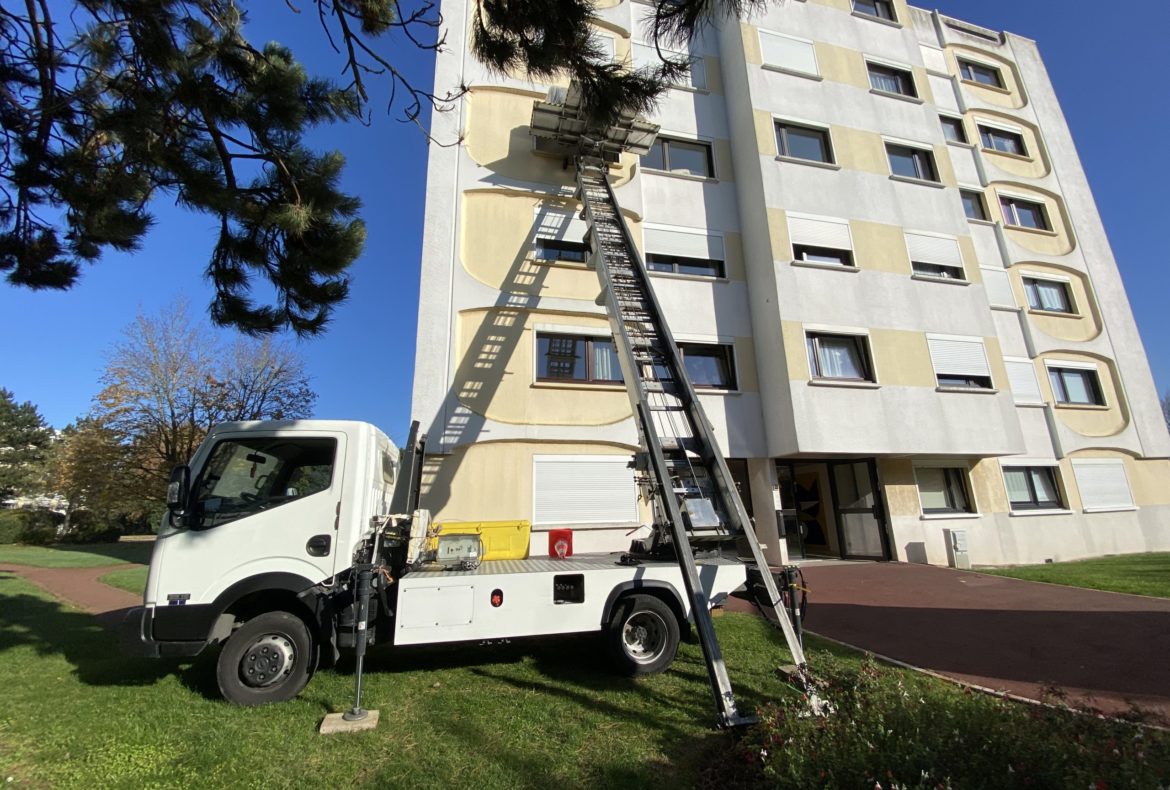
574, 155, 813, 728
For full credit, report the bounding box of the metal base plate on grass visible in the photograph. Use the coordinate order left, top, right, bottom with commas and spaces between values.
319, 709, 380, 734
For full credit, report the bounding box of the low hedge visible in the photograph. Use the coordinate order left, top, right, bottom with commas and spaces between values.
0, 508, 64, 545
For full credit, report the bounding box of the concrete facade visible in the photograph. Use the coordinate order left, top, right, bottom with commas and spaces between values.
411, 0, 1170, 566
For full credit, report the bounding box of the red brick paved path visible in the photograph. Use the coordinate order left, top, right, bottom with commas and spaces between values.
744, 562, 1170, 723
0, 563, 140, 627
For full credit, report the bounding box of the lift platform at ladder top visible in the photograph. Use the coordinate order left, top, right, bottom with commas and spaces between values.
530, 83, 828, 728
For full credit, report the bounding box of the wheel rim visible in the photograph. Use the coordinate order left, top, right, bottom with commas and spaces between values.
240, 634, 296, 688
622, 610, 668, 664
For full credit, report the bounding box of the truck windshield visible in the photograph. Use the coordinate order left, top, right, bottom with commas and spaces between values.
192, 436, 337, 528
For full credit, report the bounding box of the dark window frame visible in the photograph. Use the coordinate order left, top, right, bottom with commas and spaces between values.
912, 260, 966, 280
916, 466, 974, 514
1004, 466, 1063, 511
940, 115, 968, 144
978, 125, 1027, 156
1048, 366, 1105, 406
886, 143, 939, 182
535, 237, 590, 263
806, 332, 875, 382
536, 333, 623, 385
1023, 277, 1075, 314
678, 342, 738, 391
645, 252, 725, 278
793, 244, 854, 267
937, 373, 994, 390
960, 189, 989, 221
1000, 195, 1051, 230
959, 59, 1005, 88
852, 0, 896, 21
867, 62, 918, 98
775, 121, 835, 164
641, 136, 716, 178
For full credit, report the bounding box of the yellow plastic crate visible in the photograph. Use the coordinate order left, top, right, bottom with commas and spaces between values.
434, 520, 530, 561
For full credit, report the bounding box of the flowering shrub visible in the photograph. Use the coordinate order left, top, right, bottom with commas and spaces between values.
701, 656, 1169, 789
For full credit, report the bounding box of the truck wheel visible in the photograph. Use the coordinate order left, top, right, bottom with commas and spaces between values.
216, 611, 314, 706
607, 594, 680, 676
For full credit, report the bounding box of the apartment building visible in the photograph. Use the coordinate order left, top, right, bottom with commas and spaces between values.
411, 0, 1170, 566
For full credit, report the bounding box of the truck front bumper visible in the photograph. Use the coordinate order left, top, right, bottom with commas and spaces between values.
120, 606, 206, 658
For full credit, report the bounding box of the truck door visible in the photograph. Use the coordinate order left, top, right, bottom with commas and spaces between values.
149, 430, 348, 607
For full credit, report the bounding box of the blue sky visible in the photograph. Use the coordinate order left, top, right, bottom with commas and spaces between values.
2, 1, 1167, 445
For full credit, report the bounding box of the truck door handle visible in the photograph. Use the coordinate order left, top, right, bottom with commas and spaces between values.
306, 534, 332, 557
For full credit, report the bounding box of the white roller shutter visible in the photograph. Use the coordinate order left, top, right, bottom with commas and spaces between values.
533, 203, 588, 243
643, 227, 724, 261
759, 30, 818, 76
905, 232, 962, 267
788, 215, 852, 250
982, 267, 1016, 307
1004, 358, 1044, 404
1072, 459, 1135, 512
533, 455, 639, 524
929, 74, 959, 111
928, 335, 991, 377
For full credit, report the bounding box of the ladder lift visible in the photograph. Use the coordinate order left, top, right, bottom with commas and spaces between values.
530, 84, 819, 728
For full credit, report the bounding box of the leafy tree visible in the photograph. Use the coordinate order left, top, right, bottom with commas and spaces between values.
0, 388, 53, 499
94, 300, 318, 502
47, 417, 146, 532
2, 0, 758, 333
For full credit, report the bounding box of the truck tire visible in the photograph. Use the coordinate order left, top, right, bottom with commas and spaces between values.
216, 611, 314, 705
607, 594, 680, 676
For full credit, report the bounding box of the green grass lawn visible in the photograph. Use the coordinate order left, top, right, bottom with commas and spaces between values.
98, 566, 149, 596
1, 571, 1167, 788
0, 541, 154, 568
980, 552, 1170, 598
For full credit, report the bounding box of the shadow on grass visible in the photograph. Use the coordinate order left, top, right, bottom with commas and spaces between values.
51, 541, 155, 565
0, 570, 212, 693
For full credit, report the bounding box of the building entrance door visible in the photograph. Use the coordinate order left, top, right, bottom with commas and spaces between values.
775, 458, 890, 561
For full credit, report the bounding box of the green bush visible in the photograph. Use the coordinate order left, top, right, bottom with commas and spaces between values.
59, 510, 123, 544
0, 508, 64, 545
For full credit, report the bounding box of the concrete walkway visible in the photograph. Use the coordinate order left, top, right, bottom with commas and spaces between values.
790, 562, 1170, 723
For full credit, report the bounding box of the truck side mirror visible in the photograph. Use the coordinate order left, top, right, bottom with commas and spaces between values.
167, 465, 192, 527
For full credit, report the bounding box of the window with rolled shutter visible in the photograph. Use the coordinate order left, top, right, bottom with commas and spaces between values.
533, 204, 590, 262
982, 267, 1015, 307
533, 455, 639, 524
1003, 358, 1044, 404
905, 232, 965, 279
1071, 459, 1134, 512
759, 30, 818, 76
928, 335, 993, 389
789, 215, 851, 250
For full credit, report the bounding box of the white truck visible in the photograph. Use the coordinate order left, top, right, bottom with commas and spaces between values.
124, 419, 748, 707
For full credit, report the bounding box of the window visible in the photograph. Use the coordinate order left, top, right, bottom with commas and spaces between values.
959, 59, 1004, 88
1023, 277, 1074, 313
641, 137, 714, 178
806, 333, 874, 382
537, 333, 622, 384
928, 335, 993, 390
1048, 365, 1105, 406
886, 143, 938, 182
868, 62, 917, 97
1071, 459, 1135, 512
915, 467, 974, 514
1004, 466, 1063, 510
853, 0, 896, 21
533, 455, 639, 524
775, 122, 834, 164
960, 189, 989, 221
536, 238, 589, 263
940, 115, 967, 144
631, 42, 706, 90
679, 343, 737, 390
646, 253, 723, 278
193, 437, 337, 528
794, 245, 853, 267
906, 232, 964, 280
1003, 358, 1044, 405
979, 125, 1026, 156
1000, 195, 1051, 230
758, 30, 818, 77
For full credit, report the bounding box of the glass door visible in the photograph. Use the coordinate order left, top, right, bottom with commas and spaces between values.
827, 460, 890, 560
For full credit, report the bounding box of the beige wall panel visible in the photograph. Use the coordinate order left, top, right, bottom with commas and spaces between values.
869, 328, 936, 388
970, 458, 1011, 514
421, 441, 647, 524
767, 208, 790, 262
455, 309, 633, 425
721, 231, 747, 280
1010, 264, 1102, 342
732, 336, 760, 392
714, 138, 736, 182
1056, 457, 1084, 511
465, 88, 634, 186
704, 56, 725, 95
740, 22, 762, 65
853, 219, 910, 274
1040, 352, 1128, 437
948, 46, 1026, 110
880, 458, 922, 518
815, 43, 868, 88
781, 321, 811, 381
984, 337, 1009, 391
754, 109, 777, 157
956, 236, 982, 283
912, 67, 934, 105
834, 127, 888, 176
932, 144, 957, 187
